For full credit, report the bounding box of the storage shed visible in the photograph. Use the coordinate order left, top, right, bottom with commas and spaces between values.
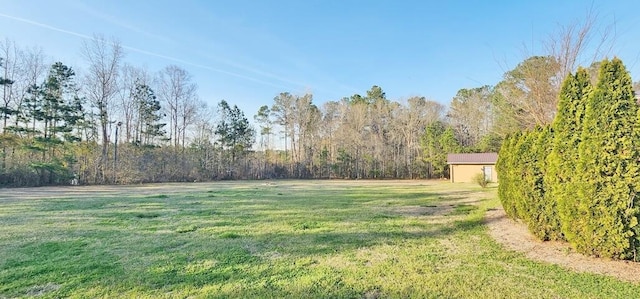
446, 153, 498, 183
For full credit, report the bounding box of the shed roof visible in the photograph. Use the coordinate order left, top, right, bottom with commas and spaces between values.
447, 153, 498, 164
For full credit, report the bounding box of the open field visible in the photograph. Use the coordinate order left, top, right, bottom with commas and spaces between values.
1, 180, 639, 298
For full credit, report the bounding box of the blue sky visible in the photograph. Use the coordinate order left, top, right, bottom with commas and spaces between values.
1, 0, 640, 117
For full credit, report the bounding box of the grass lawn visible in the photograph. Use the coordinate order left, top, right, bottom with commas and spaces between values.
1, 180, 638, 298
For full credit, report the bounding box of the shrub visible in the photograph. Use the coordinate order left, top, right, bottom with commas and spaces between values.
473, 173, 490, 188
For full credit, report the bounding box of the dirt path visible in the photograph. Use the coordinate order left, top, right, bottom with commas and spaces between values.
485, 207, 640, 283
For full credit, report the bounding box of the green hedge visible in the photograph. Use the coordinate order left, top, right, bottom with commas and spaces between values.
497, 58, 640, 260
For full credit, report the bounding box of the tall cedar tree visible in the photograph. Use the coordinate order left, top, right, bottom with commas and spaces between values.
526, 126, 560, 240
497, 133, 517, 219
574, 58, 640, 259
546, 68, 591, 242
511, 130, 533, 221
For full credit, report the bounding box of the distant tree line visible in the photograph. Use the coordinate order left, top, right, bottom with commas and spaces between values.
0, 17, 633, 186
498, 58, 640, 260
0, 35, 497, 187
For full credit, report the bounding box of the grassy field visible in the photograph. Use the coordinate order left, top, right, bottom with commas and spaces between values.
1, 180, 638, 298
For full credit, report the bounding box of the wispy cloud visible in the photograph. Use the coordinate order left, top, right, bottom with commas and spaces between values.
0, 11, 362, 99
0, 12, 93, 40
190, 47, 308, 88
71, 2, 175, 44
0, 12, 290, 89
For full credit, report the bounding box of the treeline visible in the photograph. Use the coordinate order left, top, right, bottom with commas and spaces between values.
254, 87, 499, 181
0, 20, 623, 186
497, 58, 640, 260
0, 36, 508, 187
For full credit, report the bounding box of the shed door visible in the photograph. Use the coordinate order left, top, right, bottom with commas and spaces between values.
483, 166, 492, 181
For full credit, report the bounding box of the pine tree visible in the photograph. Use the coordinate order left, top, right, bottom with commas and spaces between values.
22, 62, 82, 185
421, 121, 461, 178
134, 80, 165, 145
546, 68, 592, 242
574, 58, 640, 259
215, 100, 255, 178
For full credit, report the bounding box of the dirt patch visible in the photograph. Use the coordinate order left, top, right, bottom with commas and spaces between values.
25, 283, 60, 296
486, 207, 640, 283
391, 191, 487, 218
392, 205, 452, 217
363, 288, 382, 299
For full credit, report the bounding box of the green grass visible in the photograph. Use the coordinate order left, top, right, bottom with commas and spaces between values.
448, 204, 479, 215
0, 180, 638, 298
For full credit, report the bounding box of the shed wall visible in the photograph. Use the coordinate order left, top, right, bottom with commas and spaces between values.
450, 164, 498, 183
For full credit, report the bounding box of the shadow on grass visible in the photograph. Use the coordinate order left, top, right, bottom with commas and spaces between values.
483, 208, 507, 224
246, 217, 487, 257
0, 182, 500, 297
122, 216, 490, 296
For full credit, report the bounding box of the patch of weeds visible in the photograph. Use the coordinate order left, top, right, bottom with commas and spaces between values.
473, 173, 491, 188
294, 257, 317, 267
372, 214, 398, 220
206, 190, 215, 193
219, 232, 241, 239
292, 221, 321, 230
277, 193, 284, 196
183, 259, 217, 275
209, 221, 233, 227
448, 204, 478, 216
135, 213, 161, 219
421, 204, 438, 208
147, 194, 168, 199
188, 209, 216, 216
176, 225, 197, 233
207, 194, 216, 198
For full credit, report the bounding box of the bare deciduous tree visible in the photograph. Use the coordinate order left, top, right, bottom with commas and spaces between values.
447, 86, 495, 148
81, 34, 124, 182
117, 64, 144, 143
271, 92, 295, 172
155, 65, 198, 149
495, 11, 615, 131
0, 39, 19, 132
546, 9, 616, 83
14, 46, 47, 137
